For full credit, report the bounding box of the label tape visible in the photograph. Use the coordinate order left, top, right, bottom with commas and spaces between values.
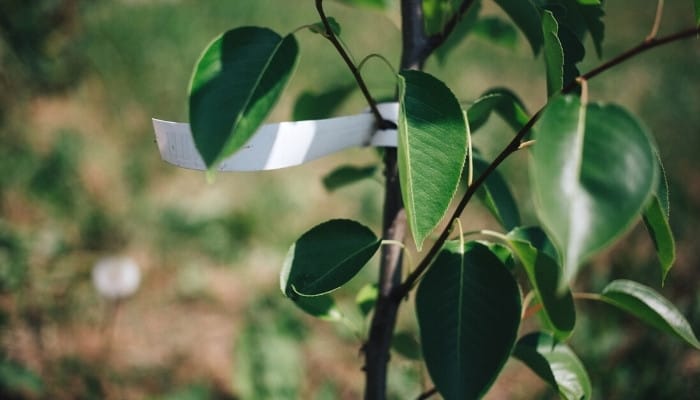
153, 102, 399, 172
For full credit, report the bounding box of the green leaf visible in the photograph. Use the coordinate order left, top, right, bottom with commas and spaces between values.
642, 155, 674, 284
467, 88, 529, 133
434, 0, 482, 64
506, 227, 576, 339
531, 95, 657, 288
695, 0, 700, 26
293, 294, 344, 321
513, 332, 591, 400
544, 0, 605, 57
322, 165, 378, 192
472, 17, 519, 48
492, 0, 544, 55
642, 197, 675, 285
600, 280, 700, 349
416, 241, 521, 398
189, 27, 299, 169
356, 283, 378, 317
473, 156, 521, 230
307, 17, 342, 36
392, 331, 422, 360
398, 70, 467, 250
542, 10, 564, 97
280, 219, 380, 297
292, 84, 355, 121
557, 25, 586, 90
423, 0, 462, 35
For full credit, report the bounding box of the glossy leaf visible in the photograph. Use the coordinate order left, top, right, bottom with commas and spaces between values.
189, 27, 299, 169
398, 70, 467, 250
322, 165, 378, 192
473, 156, 521, 230
531, 95, 657, 288
506, 227, 576, 339
542, 10, 564, 97
643, 157, 674, 284
356, 283, 378, 317
600, 280, 700, 349
280, 219, 380, 297
292, 84, 355, 121
513, 332, 591, 400
294, 294, 344, 321
492, 0, 543, 55
416, 241, 521, 399
467, 88, 529, 134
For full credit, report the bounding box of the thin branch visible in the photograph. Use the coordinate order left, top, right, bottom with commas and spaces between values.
395, 25, 700, 299
314, 0, 391, 128
416, 387, 438, 400
566, 26, 700, 91
427, 0, 478, 52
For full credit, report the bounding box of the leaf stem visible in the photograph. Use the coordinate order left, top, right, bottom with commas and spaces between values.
395, 24, 700, 300
574, 292, 603, 301
415, 387, 438, 400
314, 0, 391, 128
646, 0, 665, 42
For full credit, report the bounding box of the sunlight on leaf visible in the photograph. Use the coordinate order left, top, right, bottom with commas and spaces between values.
189, 27, 298, 169
531, 95, 657, 289
398, 70, 467, 250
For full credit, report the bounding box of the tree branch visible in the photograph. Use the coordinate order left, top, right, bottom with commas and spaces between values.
426, 0, 479, 52
395, 24, 700, 299
314, 0, 392, 128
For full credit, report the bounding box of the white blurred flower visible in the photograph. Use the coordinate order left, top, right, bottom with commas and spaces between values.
92, 256, 141, 300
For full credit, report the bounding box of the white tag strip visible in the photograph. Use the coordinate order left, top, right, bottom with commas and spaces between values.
153, 102, 399, 172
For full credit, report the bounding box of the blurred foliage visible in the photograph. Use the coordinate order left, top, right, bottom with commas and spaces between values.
0, 0, 696, 399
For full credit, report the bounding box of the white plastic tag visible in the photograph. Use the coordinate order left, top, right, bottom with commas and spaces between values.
153, 102, 399, 172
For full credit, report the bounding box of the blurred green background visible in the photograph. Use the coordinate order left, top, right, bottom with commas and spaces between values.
0, 0, 698, 399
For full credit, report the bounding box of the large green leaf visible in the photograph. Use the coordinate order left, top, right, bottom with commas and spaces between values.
542, 10, 564, 97
600, 280, 700, 349
473, 156, 521, 230
398, 70, 467, 250
531, 95, 657, 288
467, 88, 529, 133
513, 332, 591, 400
189, 27, 299, 169
642, 157, 675, 284
492, 0, 543, 55
506, 227, 575, 339
280, 219, 380, 297
416, 241, 521, 399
